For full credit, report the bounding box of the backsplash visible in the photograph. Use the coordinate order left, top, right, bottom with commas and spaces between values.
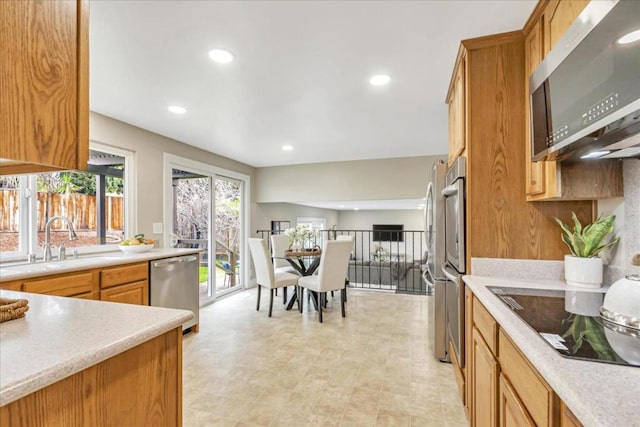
601, 159, 640, 283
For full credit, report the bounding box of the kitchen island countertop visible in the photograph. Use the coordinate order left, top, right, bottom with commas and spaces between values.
0, 290, 192, 406
464, 275, 640, 427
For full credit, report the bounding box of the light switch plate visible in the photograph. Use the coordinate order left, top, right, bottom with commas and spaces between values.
153, 223, 163, 234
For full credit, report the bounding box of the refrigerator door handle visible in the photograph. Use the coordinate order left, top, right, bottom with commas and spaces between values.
442, 265, 459, 282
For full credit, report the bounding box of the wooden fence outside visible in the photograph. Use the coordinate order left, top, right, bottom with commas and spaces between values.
0, 190, 123, 231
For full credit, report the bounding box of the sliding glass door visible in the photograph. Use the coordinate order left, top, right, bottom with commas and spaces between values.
164, 154, 250, 307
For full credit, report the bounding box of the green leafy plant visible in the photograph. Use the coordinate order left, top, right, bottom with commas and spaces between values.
554, 212, 619, 258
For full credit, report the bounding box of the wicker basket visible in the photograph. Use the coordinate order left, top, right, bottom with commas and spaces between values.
0, 297, 29, 323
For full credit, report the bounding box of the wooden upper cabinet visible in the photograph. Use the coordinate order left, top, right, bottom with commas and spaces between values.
544, 0, 590, 54
0, 0, 89, 175
447, 55, 466, 166
523, 0, 622, 201
524, 18, 546, 196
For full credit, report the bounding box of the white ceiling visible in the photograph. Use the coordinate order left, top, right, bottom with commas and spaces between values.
90, 0, 537, 168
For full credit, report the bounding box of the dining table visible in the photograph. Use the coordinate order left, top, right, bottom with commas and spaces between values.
274, 249, 322, 311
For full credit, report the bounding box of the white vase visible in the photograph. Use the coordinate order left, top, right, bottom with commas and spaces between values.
564, 255, 603, 288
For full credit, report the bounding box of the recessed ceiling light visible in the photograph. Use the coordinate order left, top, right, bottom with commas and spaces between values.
353, 208, 360, 211
339, 205, 345, 208
208, 49, 234, 64
168, 105, 186, 114
618, 29, 640, 44
369, 74, 391, 86
281, 145, 293, 151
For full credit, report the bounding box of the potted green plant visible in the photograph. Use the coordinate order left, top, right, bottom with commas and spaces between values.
554, 212, 620, 288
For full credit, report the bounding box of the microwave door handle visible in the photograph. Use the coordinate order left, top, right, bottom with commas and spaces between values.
442, 185, 458, 197
441, 265, 459, 282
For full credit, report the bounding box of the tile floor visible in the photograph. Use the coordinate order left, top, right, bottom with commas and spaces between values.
182, 288, 468, 427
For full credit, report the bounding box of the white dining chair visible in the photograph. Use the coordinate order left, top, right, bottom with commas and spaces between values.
297, 239, 353, 322
248, 238, 299, 317
270, 234, 299, 303
270, 234, 299, 274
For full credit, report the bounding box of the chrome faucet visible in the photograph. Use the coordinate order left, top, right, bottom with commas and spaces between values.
43, 216, 78, 261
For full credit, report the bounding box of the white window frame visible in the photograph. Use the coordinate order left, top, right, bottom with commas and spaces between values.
0, 143, 136, 262
162, 153, 251, 303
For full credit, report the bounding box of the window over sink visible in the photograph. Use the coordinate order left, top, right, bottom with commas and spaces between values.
0, 144, 134, 261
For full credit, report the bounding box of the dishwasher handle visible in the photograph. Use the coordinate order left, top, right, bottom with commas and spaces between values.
153, 255, 198, 268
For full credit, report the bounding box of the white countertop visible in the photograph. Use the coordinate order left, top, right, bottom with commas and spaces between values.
0, 248, 201, 282
0, 290, 192, 406
464, 275, 640, 427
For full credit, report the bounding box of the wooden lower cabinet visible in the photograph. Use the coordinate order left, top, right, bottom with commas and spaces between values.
100, 280, 148, 305
560, 401, 583, 427
74, 291, 99, 300
0, 327, 183, 427
99, 262, 149, 305
0, 261, 149, 306
467, 288, 571, 427
499, 374, 535, 427
472, 328, 498, 427
0, 281, 23, 291
22, 271, 98, 297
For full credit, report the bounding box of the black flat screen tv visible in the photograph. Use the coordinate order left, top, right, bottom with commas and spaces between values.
372, 224, 404, 242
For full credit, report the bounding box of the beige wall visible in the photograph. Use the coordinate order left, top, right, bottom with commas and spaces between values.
253, 203, 339, 236
90, 112, 256, 242
255, 155, 446, 203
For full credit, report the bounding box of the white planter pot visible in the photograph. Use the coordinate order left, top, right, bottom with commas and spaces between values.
564, 255, 603, 288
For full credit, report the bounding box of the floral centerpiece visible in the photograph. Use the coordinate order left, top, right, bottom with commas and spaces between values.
284, 225, 320, 251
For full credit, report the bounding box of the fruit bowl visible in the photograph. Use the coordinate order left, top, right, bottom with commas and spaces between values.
118, 244, 154, 254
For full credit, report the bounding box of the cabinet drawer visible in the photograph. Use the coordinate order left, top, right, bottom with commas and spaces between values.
499, 329, 556, 427
74, 291, 100, 300
101, 263, 148, 289
473, 296, 497, 354
100, 281, 148, 306
23, 271, 96, 297
0, 281, 23, 291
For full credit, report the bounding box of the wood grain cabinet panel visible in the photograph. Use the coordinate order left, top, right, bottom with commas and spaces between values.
0, 281, 23, 291
100, 262, 148, 288
0, 0, 89, 175
524, 17, 546, 197
22, 271, 98, 297
473, 296, 498, 354
100, 280, 148, 306
73, 290, 99, 300
499, 329, 558, 427
0, 328, 182, 427
447, 55, 466, 166
499, 374, 535, 427
464, 286, 473, 416
544, 0, 590, 53
100, 262, 149, 306
472, 328, 498, 427
561, 401, 583, 427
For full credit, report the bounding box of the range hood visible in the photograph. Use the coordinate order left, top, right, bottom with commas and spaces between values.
530, 0, 640, 161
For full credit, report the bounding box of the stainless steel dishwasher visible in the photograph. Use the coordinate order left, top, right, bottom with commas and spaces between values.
150, 255, 199, 331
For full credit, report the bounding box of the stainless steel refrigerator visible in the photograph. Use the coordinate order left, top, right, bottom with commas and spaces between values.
425, 160, 449, 362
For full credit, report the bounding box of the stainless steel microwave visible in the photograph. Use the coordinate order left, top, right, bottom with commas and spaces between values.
530, 0, 640, 161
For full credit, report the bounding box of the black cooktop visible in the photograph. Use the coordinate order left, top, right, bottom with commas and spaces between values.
488, 286, 639, 367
